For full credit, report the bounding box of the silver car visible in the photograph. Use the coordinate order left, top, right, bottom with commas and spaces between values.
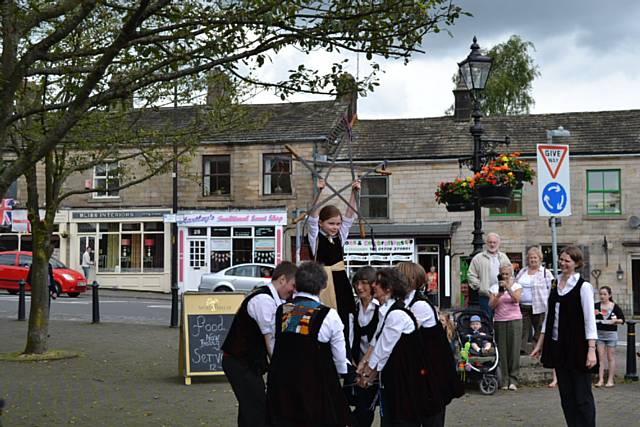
198, 263, 275, 293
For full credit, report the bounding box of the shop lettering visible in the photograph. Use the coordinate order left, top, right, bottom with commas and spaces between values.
178, 212, 286, 225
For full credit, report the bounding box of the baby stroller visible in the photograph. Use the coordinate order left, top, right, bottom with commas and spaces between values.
452, 308, 500, 395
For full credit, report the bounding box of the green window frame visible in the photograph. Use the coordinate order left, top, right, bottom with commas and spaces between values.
489, 188, 523, 217
586, 169, 621, 215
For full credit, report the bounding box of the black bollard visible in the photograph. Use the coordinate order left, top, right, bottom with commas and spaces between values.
170, 282, 179, 328
18, 280, 26, 321
625, 320, 638, 381
91, 280, 100, 324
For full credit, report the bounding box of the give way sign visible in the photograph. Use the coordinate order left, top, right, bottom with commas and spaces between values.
537, 144, 571, 216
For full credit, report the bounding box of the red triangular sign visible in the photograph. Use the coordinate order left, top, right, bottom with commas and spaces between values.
538, 145, 568, 179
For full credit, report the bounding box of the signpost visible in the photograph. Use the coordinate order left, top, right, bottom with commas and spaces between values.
537, 127, 571, 277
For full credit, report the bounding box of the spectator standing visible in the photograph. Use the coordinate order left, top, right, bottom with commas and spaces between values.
532, 245, 598, 427
468, 232, 511, 320
594, 285, 625, 388
426, 265, 439, 304
490, 264, 522, 390
81, 246, 94, 280
515, 247, 554, 353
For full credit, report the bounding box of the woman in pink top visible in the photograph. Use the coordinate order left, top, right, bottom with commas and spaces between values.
490, 264, 523, 390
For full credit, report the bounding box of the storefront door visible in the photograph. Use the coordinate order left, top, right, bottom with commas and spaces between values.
185, 238, 208, 292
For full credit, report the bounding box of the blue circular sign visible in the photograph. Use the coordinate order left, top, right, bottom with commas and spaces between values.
542, 182, 567, 214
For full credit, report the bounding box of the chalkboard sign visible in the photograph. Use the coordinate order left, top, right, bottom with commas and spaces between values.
180, 292, 244, 384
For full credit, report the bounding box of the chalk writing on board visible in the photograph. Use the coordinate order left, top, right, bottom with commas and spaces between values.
187, 314, 233, 372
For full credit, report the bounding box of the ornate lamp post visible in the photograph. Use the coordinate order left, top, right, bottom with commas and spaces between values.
457, 37, 510, 255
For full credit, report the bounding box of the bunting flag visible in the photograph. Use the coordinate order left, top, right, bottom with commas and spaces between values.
0, 198, 15, 226
11, 210, 30, 233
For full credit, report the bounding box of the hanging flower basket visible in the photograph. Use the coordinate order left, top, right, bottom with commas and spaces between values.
445, 193, 475, 212
494, 152, 535, 189
435, 178, 475, 212
476, 184, 513, 207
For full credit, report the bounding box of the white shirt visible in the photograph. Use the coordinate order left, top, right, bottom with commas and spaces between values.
369, 296, 393, 348
307, 215, 355, 257
368, 299, 416, 371
247, 283, 285, 355
518, 273, 534, 305
404, 290, 437, 328
288, 291, 349, 374
349, 298, 380, 356
541, 273, 597, 341
81, 251, 93, 268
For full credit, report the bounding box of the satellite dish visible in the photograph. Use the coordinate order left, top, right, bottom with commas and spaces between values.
629, 215, 640, 229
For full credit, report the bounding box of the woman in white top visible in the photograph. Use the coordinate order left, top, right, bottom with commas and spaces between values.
531, 246, 597, 427
515, 247, 554, 353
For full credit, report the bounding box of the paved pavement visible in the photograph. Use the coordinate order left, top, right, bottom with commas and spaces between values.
1, 318, 638, 426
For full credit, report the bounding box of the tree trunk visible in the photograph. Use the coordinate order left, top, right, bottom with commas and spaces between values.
23, 162, 55, 355
23, 221, 53, 354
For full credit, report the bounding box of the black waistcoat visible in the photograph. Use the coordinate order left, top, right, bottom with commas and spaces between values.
408, 293, 464, 410
266, 297, 351, 427
351, 301, 379, 363
221, 286, 273, 374
379, 300, 436, 423
312, 232, 356, 316
541, 277, 597, 373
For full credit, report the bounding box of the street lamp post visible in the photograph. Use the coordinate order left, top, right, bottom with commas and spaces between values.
457, 37, 510, 255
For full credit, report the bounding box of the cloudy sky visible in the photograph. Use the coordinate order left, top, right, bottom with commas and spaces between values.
250, 0, 640, 119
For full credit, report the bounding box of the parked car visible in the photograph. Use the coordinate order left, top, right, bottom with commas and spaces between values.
0, 251, 88, 297
198, 263, 275, 293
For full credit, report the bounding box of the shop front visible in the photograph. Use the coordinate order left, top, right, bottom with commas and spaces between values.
347, 222, 459, 308
69, 209, 172, 292
0, 210, 69, 263
176, 210, 287, 292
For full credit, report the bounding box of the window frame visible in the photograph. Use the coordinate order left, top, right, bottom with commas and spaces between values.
359, 175, 389, 219
586, 169, 621, 215
92, 162, 120, 199
489, 188, 523, 217
202, 155, 231, 196
262, 153, 292, 195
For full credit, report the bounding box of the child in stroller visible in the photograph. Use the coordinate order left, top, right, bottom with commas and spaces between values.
453, 309, 500, 395
468, 314, 495, 356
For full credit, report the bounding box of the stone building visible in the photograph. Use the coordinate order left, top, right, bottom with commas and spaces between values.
325, 109, 640, 314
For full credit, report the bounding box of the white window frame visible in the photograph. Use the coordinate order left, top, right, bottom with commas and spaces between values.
92, 162, 120, 199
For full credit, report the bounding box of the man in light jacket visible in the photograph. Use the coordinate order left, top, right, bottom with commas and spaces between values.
467, 232, 511, 320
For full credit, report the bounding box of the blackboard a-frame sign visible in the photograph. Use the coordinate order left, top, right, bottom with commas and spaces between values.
179, 292, 244, 385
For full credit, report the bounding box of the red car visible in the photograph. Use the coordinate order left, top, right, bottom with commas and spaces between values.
0, 251, 87, 297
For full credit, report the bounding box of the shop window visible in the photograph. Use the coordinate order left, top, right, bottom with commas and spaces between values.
489, 188, 523, 217
93, 162, 120, 198
360, 176, 388, 219
143, 228, 164, 272
587, 169, 621, 215
203, 155, 231, 196
232, 239, 253, 265
263, 154, 292, 195
0, 235, 18, 251
99, 234, 119, 272
120, 234, 141, 272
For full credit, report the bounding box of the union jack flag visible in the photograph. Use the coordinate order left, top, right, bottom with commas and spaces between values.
0, 198, 15, 226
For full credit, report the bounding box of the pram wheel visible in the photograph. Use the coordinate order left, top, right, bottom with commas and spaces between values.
479, 374, 498, 395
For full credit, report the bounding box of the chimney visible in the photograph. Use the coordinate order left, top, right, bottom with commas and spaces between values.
206, 69, 234, 105
453, 73, 471, 121
334, 73, 357, 123
108, 73, 133, 110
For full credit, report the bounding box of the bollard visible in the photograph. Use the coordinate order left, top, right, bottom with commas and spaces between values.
91, 280, 100, 324
17, 280, 26, 321
625, 320, 638, 381
170, 282, 179, 328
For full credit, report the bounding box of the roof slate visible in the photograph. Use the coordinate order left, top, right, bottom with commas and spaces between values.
345, 109, 640, 160
131, 100, 350, 145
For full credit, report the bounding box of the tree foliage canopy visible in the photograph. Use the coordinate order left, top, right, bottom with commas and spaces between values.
0, 0, 467, 197
482, 35, 540, 116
